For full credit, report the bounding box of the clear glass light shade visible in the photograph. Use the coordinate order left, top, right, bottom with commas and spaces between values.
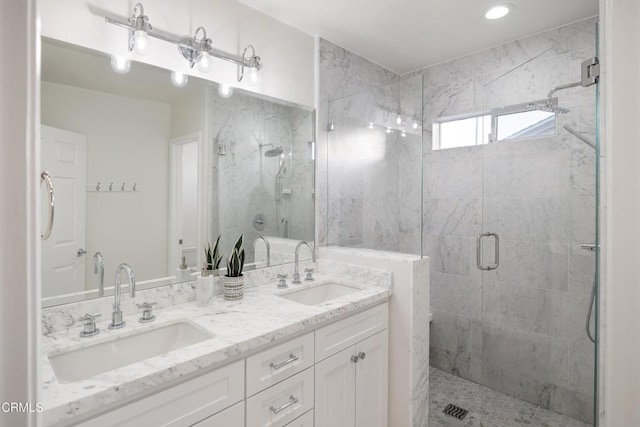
133, 30, 151, 55
217, 83, 233, 98
197, 52, 212, 73
170, 71, 188, 88
248, 67, 261, 86
110, 55, 131, 74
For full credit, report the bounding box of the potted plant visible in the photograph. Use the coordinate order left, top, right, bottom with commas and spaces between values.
222, 234, 245, 300
204, 234, 223, 272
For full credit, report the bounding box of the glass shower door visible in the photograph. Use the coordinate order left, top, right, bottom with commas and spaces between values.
478, 22, 598, 426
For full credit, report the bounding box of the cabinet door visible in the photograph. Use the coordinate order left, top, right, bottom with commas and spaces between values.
314, 346, 356, 427
193, 401, 244, 427
355, 330, 388, 427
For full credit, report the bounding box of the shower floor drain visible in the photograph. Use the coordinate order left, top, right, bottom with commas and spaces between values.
443, 403, 469, 420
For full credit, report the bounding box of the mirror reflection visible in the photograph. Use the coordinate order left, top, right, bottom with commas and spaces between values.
40, 38, 315, 306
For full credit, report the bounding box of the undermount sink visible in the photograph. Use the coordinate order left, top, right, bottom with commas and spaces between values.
279, 282, 361, 306
49, 321, 213, 383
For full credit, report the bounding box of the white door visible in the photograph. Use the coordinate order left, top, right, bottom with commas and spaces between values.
40, 125, 87, 297
169, 134, 200, 273
315, 346, 356, 427
355, 331, 388, 427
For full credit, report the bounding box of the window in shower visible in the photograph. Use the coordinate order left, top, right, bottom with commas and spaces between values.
433, 106, 556, 150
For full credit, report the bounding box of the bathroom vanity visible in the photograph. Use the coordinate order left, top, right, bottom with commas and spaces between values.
41, 268, 392, 427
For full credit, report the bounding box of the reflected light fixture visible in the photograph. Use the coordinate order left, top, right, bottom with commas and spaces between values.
105, 3, 263, 83
386, 127, 392, 134
412, 121, 419, 130
484, 4, 512, 20
110, 55, 131, 74
368, 122, 375, 130
170, 71, 188, 87
396, 115, 403, 125
218, 83, 233, 98
401, 131, 407, 138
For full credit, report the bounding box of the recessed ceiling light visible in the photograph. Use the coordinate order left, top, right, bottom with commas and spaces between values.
484, 4, 512, 20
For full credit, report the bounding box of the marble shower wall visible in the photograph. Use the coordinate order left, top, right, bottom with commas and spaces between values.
210, 90, 314, 262
319, 39, 423, 255
423, 18, 598, 423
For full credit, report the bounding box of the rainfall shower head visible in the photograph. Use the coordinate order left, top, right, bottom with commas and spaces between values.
264, 146, 284, 157
526, 98, 570, 114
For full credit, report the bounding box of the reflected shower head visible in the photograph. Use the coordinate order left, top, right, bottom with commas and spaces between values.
264, 146, 283, 157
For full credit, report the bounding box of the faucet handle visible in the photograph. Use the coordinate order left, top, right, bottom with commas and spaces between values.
79, 313, 101, 337
277, 274, 288, 289
137, 302, 157, 323
304, 268, 315, 281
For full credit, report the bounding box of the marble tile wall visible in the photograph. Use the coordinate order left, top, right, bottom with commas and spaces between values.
211, 91, 314, 262
422, 18, 598, 423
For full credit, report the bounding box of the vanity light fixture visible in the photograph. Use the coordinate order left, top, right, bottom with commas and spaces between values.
105, 3, 263, 83
218, 83, 234, 98
170, 71, 188, 88
484, 4, 512, 20
110, 55, 131, 74
238, 45, 262, 86
128, 3, 152, 55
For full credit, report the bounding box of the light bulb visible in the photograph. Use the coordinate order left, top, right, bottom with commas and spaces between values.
412, 121, 419, 130
171, 71, 188, 88
197, 52, 212, 73
386, 127, 392, 134
368, 122, 374, 130
133, 30, 151, 55
248, 67, 261, 86
396, 115, 403, 125
110, 55, 131, 74
401, 131, 407, 138
217, 83, 233, 98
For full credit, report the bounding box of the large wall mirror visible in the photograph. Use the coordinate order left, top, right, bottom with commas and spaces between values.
41, 38, 315, 307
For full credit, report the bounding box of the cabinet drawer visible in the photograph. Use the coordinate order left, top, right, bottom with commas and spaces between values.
192, 401, 244, 427
246, 368, 314, 427
247, 332, 314, 396
78, 360, 244, 427
284, 410, 314, 427
315, 303, 388, 361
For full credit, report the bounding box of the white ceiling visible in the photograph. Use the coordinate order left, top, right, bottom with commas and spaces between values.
236, 0, 598, 74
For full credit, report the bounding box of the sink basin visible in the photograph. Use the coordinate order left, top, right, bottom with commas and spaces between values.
279, 282, 361, 306
49, 321, 213, 383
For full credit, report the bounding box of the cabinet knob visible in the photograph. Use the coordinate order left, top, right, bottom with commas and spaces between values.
351, 355, 359, 363
358, 352, 366, 360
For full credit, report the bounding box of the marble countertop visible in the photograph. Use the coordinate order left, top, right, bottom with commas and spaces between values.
41, 274, 391, 425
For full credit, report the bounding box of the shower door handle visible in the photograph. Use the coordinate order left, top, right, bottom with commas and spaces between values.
476, 232, 499, 271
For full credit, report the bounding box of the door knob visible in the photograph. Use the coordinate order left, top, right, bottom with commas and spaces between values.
358, 352, 366, 360
77, 248, 87, 257
351, 355, 359, 363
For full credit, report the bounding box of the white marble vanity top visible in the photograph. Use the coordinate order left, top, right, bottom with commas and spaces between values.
41, 272, 391, 425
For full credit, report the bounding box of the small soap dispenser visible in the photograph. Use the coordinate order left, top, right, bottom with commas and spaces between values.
177, 256, 191, 282
195, 262, 214, 307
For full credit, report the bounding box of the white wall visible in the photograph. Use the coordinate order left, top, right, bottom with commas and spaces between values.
40, 0, 315, 108
602, 0, 640, 425
41, 81, 171, 284
0, 0, 39, 426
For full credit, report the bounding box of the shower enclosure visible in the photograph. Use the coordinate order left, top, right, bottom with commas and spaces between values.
325, 18, 598, 426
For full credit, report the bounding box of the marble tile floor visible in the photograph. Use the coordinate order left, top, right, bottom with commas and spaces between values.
428, 367, 590, 427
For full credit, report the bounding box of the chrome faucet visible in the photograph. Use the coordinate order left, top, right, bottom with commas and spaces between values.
93, 252, 104, 297
254, 236, 271, 267
292, 241, 315, 284
109, 263, 136, 329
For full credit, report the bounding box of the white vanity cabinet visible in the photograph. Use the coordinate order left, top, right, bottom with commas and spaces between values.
69, 303, 388, 427
76, 359, 245, 427
314, 304, 389, 427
